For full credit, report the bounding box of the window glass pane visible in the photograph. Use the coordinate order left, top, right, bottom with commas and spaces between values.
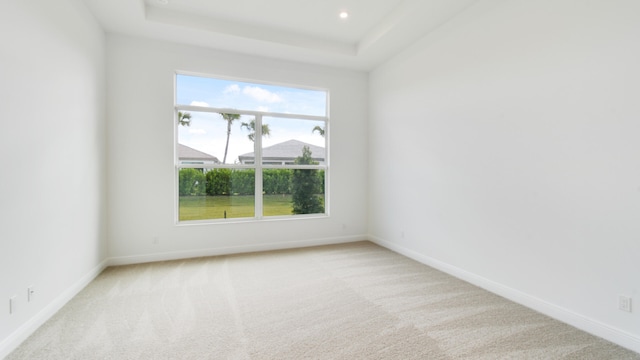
178, 111, 255, 165
237, 117, 325, 166
176, 75, 327, 117
178, 168, 255, 221
291, 169, 325, 215
262, 169, 292, 216
176, 74, 328, 223
262, 168, 325, 216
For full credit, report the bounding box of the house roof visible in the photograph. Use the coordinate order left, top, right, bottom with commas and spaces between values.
239, 139, 325, 162
178, 144, 220, 163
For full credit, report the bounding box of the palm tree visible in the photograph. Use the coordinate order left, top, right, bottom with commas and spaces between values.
312, 125, 325, 137
220, 113, 241, 164
241, 119, 271, 142
178, 111, 191, 126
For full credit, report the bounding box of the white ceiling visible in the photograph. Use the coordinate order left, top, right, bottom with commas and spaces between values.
82, 0, 479, 71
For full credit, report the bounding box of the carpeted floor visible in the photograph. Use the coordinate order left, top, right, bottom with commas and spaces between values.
7, 241, 640, 359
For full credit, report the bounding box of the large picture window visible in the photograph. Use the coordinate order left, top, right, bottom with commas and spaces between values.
175, 74, 328, 223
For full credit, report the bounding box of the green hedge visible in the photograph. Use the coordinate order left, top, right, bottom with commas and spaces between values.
263, 169, 292, 195
180, 168, 324, 197
205, 169, 232, 195
179, 168, 206, 196
231, 170, 255, 195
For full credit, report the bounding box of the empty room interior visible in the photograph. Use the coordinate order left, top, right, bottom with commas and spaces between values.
1, 0, 639, 358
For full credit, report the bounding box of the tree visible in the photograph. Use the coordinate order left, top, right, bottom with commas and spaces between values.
178, 111, 191, 126
241, 119, 271, 142
220, 113, 241, 164
312, 125, 325, 137
291, 146, 324, 214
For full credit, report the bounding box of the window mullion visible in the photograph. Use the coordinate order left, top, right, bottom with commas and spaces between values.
255, 115, 263, 219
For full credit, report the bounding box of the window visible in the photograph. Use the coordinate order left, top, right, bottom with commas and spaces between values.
175, 74, 328, 223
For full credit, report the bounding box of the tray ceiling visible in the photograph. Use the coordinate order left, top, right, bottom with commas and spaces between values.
83, 0, 479, 70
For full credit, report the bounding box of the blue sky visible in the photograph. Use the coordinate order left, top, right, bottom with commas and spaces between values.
176, 75, 327, 115
176, 75, 327, 164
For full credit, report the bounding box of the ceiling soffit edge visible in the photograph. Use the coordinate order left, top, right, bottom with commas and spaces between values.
145, 4, 358, 56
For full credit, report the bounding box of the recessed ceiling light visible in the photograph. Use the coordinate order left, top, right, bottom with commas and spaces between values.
339, 11, 349, 19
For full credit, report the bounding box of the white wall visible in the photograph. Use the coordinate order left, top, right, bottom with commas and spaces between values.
369, 0, 640, 352
107, 35, 368, 263
0, 0, 107, 356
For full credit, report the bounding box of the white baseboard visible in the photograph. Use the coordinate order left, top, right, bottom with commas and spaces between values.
0, 259, 110, 359
108, 235, 367, 266
368, 235, 640, 354
8, 236, 635, 357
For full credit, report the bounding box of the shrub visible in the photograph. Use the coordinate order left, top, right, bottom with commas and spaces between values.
263, 169, 292, 195
230, 169, 255, 195
179, 168, 206, 196
205, 169, 232, 195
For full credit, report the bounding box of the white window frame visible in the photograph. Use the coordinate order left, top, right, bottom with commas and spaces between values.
174, 75, 329, 224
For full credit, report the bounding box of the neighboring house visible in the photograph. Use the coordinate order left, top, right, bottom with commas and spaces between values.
178, 144, 220, 167
238, 139, 325, 165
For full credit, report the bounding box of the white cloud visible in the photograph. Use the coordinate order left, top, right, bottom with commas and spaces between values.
243, 86, 282, 103
190, 101, 210, 107
224, 84, 241, 94
189, 128, 207, 135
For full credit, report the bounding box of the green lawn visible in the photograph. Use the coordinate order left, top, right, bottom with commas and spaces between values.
179, 195, 296, 221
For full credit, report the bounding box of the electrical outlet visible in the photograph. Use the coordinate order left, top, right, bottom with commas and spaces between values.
9, 296, 17, 314
619, 295, 632, 313
28, 286, 35, 302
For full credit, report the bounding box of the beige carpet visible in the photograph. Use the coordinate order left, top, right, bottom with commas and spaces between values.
7, 242, 640, 359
